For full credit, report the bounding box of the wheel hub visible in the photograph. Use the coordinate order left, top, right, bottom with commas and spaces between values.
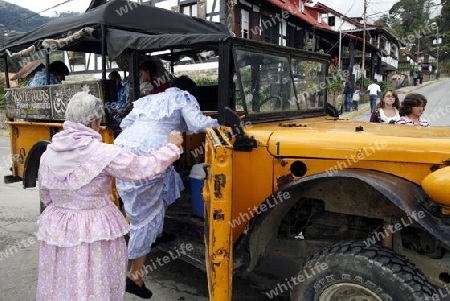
319, 283, 384, 301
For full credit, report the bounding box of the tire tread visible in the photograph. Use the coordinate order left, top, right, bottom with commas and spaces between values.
300, 241, 436, 299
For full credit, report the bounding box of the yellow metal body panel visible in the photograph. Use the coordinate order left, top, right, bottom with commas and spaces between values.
262, 119, 450, 164
6, 121, 114, 181
99, 126, 115, 145
8, 122, 61, 178
240, 119, 450, 210
422, 166, 450, 207
230, 148, 274, 242
273, 158, 441, 188
204, 128, 233, 301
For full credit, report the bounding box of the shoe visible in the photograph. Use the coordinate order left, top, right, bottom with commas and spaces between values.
152, 232, 176, 248
126, 277, 153, 299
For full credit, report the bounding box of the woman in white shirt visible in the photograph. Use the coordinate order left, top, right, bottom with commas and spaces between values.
369, 90, 400, 123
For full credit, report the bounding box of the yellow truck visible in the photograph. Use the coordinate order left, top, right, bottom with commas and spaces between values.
2, 1, 450, 300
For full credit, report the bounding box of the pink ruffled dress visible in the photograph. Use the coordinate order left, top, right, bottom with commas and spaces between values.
36, 121, 180, 301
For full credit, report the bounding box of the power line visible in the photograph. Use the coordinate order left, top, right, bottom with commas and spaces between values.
367, 0, 386, 22
3, 0, 76, 29
326, 0, 359, 55
337, 0, 360, 31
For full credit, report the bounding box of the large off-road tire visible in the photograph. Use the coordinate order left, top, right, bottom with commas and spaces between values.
290, 241, 436, 301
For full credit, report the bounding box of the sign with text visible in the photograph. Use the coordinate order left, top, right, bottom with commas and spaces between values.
5, 81, 102, 120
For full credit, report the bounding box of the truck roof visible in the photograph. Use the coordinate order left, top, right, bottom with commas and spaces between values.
0, 0, 231, 59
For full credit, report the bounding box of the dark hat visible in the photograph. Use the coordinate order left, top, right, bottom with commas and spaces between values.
172, 75, 198, 96
49, 61, 69, 75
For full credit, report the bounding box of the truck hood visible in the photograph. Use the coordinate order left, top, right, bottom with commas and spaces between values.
246, 117, 450, 165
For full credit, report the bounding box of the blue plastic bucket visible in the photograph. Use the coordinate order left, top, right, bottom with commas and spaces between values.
190, 178, 205, 218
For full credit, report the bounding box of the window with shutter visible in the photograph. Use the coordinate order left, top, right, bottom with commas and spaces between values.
241, 9, 249, 39
250, 11, 260, 41
234, 7, 241, 37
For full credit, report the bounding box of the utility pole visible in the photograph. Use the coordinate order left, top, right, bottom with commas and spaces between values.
432, 22, 441, 77
338, 29, 342, 70
417, 38, 420, 72
361, 0, 367, 88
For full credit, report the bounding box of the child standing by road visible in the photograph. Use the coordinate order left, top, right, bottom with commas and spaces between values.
352, 89, 364, 111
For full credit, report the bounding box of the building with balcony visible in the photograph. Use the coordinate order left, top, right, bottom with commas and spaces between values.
314, 2, 403, 82
52, 0, 404, 87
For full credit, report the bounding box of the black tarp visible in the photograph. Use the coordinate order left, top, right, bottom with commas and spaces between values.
0, 0, 231, 58
106, 29, 228, 58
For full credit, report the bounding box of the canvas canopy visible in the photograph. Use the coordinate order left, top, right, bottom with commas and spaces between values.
0, 0, 231, 59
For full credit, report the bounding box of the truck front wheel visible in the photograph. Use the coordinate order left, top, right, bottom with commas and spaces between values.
290, 241, 436, 301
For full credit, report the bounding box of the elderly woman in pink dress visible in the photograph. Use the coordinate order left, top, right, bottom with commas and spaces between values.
36, 92, 183, 301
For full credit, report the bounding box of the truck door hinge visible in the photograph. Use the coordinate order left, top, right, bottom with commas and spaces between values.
214, 174, 226, 198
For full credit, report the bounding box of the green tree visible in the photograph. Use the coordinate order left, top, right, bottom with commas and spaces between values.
374, 14, 402, 37
380, 0, 439, 62
440, 0, 450, 64
388, 0, 434, 38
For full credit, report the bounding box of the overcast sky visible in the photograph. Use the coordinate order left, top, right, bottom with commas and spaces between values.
4, 0, 440, 22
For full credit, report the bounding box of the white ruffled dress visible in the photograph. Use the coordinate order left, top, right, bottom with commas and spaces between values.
114, 87, 219, 259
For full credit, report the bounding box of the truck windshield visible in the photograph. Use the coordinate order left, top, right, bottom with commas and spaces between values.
234, 48, 327, 117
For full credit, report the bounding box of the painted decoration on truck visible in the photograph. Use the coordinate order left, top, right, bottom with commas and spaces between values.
4, 81, 102, 120
4, 88, 52, 119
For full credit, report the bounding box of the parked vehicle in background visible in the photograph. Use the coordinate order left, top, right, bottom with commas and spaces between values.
2, 1, 450, 300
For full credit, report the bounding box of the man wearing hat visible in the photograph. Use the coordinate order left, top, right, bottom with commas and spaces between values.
27, 61, 70, 87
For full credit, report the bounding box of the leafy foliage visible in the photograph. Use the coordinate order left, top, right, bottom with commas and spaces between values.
388, 0, 434, 38
373, 15, 402, 37
377, 0, 440, 61
327, 74, 344, 93
440, 0, 450, 69
355, 77, 372, 90
378, 81, 393, 92
196, 77, 218, 84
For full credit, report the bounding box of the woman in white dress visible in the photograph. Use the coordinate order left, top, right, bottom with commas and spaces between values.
114, 75, 219, 298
